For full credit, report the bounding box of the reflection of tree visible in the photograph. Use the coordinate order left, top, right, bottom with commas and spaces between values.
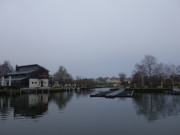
75, 90, 94, 98
50, 92, 73, 110
133, 93, 180, 121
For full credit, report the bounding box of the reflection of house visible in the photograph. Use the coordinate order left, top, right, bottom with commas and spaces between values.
9, 94, 49, 118
28, 94, 48, 106
0, 64, 49, 88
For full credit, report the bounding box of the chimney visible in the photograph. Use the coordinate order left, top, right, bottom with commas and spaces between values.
16, 65, 18, 71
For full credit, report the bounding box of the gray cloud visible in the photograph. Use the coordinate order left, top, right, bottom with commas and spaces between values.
0, 0, 180, 78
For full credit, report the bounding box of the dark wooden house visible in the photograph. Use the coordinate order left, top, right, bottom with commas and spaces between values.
1, 64, 49, 88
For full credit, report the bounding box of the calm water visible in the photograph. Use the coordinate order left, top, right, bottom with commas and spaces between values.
1, 88, 180, 135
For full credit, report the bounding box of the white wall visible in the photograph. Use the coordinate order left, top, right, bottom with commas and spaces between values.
29, 78, 49, 88
29, 79, 40, 88
41, 79, 49, 87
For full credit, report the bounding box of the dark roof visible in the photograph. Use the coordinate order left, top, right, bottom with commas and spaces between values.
4, 77, 28, 81
17, 64, 39, 68
17, 64, 49, 72
7, 70, 36, 75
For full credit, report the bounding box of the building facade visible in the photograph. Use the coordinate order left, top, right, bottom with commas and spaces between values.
0, 64, 49, 88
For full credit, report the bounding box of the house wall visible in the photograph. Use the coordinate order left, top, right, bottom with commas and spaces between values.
29, 78, 49, 88
29, 79, 40, 88
40, 79, 49, 87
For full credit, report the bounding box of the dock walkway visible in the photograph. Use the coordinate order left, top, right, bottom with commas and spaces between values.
106, 89, 124, 98
90, 89, 134, 98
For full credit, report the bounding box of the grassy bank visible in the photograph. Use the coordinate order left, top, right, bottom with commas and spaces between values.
126, 88, 172, 93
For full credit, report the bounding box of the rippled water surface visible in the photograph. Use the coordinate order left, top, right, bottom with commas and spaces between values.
1, 88, 180, 135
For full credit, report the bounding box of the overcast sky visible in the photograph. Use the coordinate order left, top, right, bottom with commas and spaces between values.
0, 0, 180, 78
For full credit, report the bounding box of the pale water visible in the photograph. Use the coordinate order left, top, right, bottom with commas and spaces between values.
0, 88, 180, 135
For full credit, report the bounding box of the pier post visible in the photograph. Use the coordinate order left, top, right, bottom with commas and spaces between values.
9, 76, 11, 86
1, 77, 4, 86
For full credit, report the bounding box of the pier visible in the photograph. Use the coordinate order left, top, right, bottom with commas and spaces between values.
106, 89, 124, 98
90, 89, 134, 98
90, 88, 180, 98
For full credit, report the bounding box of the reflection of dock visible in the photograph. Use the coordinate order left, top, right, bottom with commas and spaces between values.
163, 89, 180, 95
172, 89, 180, 95
90, 89, 134, 98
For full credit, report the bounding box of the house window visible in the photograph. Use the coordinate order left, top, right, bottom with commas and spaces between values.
32, 82, 34, 84
35, 82, 37, 84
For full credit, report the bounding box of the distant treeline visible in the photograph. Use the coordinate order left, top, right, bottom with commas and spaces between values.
131, 55, 180, 88
1, 55, 180, 88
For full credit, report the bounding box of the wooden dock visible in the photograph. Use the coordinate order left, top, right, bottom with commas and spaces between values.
106, 89, 124, 98
90, 91, 112, 97
90, 89, 134, 98
116, 90, 134, 97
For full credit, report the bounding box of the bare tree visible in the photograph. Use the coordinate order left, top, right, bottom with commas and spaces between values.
132, 55, 180, 88
169, 64, 176, 87
176, 65, 180, 87
75, 76, 96, 87
134, 63, 146, 86
132, 55, 157, 87
96, 77, 106, 84
0, 61, 14, 74
119, 73, 126, 86
142, 55, 157, 77
154, 63, 166, 88
53, 66, 73, 86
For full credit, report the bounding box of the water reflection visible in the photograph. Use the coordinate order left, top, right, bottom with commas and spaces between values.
133, 93, 180, 121
50, 92, 73, 110
1, 90, 180, 123
74, 89, 94, 98
0, 91, 75, 119
0, 96, 11, 120
10, 94, 48, 118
